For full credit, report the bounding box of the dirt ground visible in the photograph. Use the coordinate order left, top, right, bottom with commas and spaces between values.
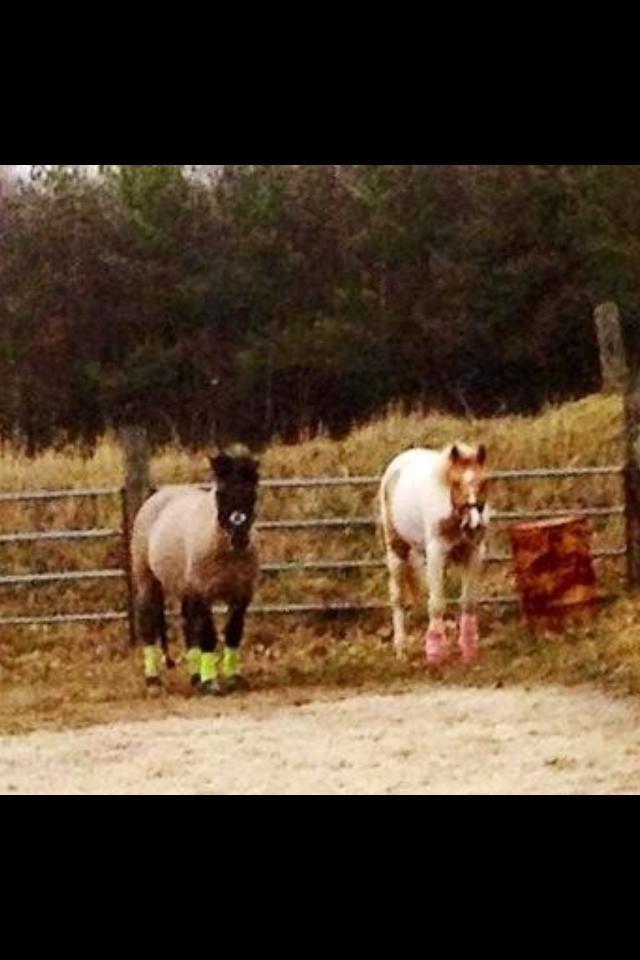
1, 683, 640, 794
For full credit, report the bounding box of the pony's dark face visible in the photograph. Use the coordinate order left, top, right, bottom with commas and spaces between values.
210, 451, 260, 551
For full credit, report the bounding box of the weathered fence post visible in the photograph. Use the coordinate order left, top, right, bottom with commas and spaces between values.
595, 302, 629, 394
119, 425, 151, 646
624, 373, 640, 587
592, 302, 640, 588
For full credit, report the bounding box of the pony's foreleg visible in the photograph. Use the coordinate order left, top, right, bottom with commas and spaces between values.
222, 599, 250, 690
458, 547, 483, 664
182, 595, 221, 696
137, 576, 167, 688
425, 540, 450, 665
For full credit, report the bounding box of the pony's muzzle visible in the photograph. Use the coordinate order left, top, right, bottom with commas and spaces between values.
461, 506, 487, 534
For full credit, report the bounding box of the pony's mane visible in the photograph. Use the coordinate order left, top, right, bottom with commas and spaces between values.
209, 444, 260, 484
224, 443, 255, 461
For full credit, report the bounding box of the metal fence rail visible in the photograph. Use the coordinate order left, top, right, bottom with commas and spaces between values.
0, 612, 129, 626
0, 569, 125, 587
0, 546, 626, 589
0, 465, 628, 629
257, 507, 625, 532
0, 596, 528, 628
0, 486, 121, 503
0, 485, 128, 628
260, 465, 624, 490
0, 529, 120, 545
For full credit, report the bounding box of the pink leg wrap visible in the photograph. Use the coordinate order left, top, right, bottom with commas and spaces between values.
425, 620, 450, 665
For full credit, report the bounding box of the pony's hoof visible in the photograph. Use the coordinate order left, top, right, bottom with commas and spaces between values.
224, 675, 249, 694
145, 677, 164, 698
425, 623, 450, 666
199, 680, 223, 697
461, 649, 480, 665
190, 675, 201, 689
425, 651, 449, 668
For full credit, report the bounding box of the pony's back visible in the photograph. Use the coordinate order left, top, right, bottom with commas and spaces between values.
131, 486, 197, 586
381, 448, 452, 551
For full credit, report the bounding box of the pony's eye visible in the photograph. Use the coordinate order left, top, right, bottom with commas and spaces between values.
229, 511, 247, 527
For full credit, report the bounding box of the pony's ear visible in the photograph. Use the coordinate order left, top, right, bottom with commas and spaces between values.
209, 453, 235, 480
449, 445, 462, 465
477, 444, 487, 467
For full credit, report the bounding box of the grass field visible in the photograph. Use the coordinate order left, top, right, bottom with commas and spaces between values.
0, 392, 637, 736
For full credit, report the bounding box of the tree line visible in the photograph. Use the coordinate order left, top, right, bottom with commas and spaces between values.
1, 164, 638, 453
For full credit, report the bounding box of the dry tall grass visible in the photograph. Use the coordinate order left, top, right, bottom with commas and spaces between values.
0, 393, 637, 735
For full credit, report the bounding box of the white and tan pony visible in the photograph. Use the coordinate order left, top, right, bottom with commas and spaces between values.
379, 443, 490, 665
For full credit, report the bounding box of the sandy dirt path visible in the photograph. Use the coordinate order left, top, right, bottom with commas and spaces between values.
1, 685, 640, 794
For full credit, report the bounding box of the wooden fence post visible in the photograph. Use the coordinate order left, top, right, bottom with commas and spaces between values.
595, 302, 629, 394
592, 302, 640, 589
624, 374, 640, 588
119, 425, 151, 646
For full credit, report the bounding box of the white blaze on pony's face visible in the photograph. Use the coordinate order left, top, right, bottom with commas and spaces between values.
446, 444, 489, 533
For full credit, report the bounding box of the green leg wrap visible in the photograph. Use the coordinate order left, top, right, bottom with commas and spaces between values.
186, 647, 202, 680
200, 652, 220, 684
144, 645, 162, 680
222, 646, 241, 679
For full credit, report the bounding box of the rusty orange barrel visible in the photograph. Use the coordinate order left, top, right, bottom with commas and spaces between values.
508, 516, 601, 631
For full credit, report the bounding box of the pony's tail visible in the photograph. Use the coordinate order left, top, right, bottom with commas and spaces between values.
379, 469, 423, 608
377, 472, 393, 551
